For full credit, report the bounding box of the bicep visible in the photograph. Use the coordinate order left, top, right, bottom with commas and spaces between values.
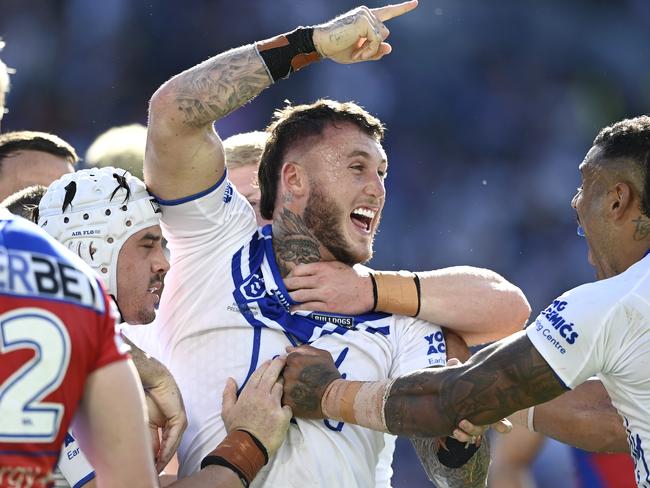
74, 360, 158, 488
144, 122, 226, 201
416, 267, 530, 346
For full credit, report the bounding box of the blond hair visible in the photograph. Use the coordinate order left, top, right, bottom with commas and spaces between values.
223, 131, 269, 170
85, 124, 147, 179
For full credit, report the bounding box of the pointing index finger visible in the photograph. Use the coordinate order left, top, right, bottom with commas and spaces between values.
371, 0, 418, 22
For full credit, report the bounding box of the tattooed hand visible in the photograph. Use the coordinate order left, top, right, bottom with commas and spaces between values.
282, 345, 342, 418
312, 1, 418, 63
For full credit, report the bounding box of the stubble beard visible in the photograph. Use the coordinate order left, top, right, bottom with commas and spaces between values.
303, 185, 374, 266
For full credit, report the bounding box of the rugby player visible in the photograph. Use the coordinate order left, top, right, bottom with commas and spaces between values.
0, 209, 158, 486
217, 129, 530, 485
282, 115, 650, 487
40, 167, 292, 487
141, 2, 533, 485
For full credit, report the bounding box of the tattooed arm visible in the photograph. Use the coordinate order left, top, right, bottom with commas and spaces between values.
146, 46, 271, 200
145, 1, 418, 200
282, 332, 566, 437
385, 331, 566, 437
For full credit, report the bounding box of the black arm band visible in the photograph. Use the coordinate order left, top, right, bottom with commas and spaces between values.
413, 273, 421, 317
200, 455, 250, 487
436, 436, 480, 468
369, 272, 379, 312
256, 27, 321, 82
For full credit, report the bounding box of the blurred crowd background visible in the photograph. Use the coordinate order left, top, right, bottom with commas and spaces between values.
2, 0, 649, 486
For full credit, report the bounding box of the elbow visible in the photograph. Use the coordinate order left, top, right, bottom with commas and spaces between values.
490, 272, 531, 333
147, 79, 193, 149
148, 81, 176, 127
507, 286, 531, 331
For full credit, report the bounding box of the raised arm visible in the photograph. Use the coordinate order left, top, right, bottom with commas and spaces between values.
145, 1, 419, 200
282, 331, 566, 437
145, 46, 270, 199
285, 262, 530, 345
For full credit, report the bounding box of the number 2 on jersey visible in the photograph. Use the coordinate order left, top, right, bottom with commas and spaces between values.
0, 308, 71, 442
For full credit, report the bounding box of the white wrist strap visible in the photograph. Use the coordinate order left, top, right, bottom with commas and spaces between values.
527, 406, 536, 432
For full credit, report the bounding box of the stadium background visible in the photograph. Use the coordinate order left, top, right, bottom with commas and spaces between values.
1, 0, 649, 485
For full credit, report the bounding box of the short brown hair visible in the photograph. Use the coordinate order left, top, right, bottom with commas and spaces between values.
0, 184, 46, 221
0, 131, 79, 169
593, 116, 650, 216
258, 99, 385, 220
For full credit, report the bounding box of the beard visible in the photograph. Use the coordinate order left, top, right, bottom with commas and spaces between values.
303, 185, 374, 265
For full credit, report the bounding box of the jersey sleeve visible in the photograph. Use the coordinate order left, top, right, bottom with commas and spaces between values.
155, 171, 257, 254
526, 282, 614, 389
389, 317, 447, 378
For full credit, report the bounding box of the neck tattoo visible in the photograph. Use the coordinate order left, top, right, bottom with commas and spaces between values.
273, 207, 321, 277
632, 216, 650, 241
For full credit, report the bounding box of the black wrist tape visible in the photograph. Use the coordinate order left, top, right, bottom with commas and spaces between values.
436, 436, 480, 468
257, 27, 321, 82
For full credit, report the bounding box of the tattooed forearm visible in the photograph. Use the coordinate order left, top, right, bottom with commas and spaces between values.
632, 216, 650, 241
385, 331, 566, 437
169, 46, 272, 128
411, 437, 489, 488
273, 208, 321, 276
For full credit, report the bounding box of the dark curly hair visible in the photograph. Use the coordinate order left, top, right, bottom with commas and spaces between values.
593, 115, 650, 216
258, 99, 385, 220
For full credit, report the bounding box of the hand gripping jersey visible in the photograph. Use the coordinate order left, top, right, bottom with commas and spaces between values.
125, 174, 448, 487
0, 211, 126, 488
527, 254, 650, 488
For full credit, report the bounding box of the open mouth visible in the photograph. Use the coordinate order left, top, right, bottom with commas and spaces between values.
350, 207, 377, 233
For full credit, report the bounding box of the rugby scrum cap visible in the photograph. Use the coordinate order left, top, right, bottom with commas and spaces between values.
38, 167, 161, 298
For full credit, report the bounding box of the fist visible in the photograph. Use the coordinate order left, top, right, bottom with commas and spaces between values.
282, 345, 342, 418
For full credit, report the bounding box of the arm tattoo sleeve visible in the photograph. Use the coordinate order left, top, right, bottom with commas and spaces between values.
385, 331, 567, 437
171, 46, 272, 128
411, 437, 489, 488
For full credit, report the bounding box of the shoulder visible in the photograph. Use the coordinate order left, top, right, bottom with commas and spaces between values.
554, 268, 642, 321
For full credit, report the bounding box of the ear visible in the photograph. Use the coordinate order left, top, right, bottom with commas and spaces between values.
279, 162, 308, 198
608, 182, 634, 222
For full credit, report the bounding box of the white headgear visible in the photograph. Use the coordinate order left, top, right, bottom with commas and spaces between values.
38, 167, 161, 298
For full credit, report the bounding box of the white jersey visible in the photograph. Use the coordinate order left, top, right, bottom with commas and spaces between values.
126, 174, 447, 487
55, 431, 94, 488
527, 254, 650, 488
